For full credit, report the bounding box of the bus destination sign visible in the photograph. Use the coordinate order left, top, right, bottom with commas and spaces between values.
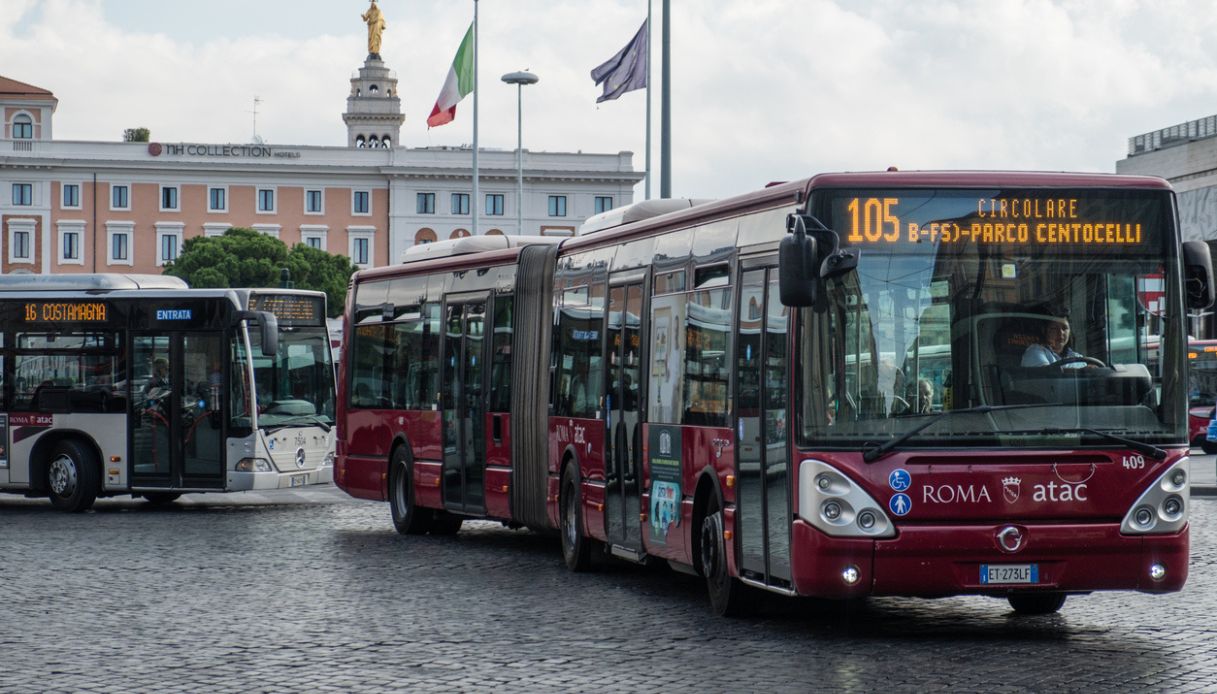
23, 301, 108, 323
833, 192, 1157, 250
250, 294, 324, 327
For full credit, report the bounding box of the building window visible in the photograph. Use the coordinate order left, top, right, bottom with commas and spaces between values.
208, 187, 227, 212
12, 114, 33, 139
353, 237, 370, 265
300, 225, 328, 251
12, 183, 32, 206
107, 225, 133, 265
161, 185, 179, 211
548, 195, 567, 217
595, 196, 614, 214
486, 193, 505, 216
417, 192, 435, 214
159, 233, 179, 264
12, 230, 31, 260
306, 189, 323, 214
62, 184, 80, 209
353, 190, 370, 215
257, 188, 275, 212
111, 184, 129, 210
111, 232, 129, 261
62, 230, 80, 261
451, 193, 470, 215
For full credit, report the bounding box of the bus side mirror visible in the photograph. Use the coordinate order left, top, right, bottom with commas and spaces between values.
1183, 240, 1215, 310
779, 224, 818, 307
236, 310, 279, 358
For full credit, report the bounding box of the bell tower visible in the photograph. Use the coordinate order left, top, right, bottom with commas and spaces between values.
344, 1, 404, 148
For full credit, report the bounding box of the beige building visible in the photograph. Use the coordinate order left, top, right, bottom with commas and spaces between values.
0, 54, 642, 276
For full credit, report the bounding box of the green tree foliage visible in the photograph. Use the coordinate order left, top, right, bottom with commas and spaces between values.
165, 227, 356, 317
123, 127, 150, 142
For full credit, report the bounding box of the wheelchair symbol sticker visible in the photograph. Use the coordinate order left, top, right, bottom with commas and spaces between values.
889, 493, 911, 516
888, 469, 911, 492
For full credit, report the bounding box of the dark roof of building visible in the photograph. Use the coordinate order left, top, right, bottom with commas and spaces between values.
0, 75, 56, 101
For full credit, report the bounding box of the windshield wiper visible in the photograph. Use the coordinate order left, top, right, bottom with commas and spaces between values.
1029, 427, 1166, 460
862, 403, 1058, 464
264, 414, 332, 433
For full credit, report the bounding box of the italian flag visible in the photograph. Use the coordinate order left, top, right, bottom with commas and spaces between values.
427, 23, 475, 128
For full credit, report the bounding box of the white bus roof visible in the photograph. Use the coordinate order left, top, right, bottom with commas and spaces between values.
579, 198, 715, 235
0, 273, 189, 291
400, 235, 561, 263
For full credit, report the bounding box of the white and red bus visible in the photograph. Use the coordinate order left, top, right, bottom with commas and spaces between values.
336, 171, 1211, 616
1, 274, 336, 511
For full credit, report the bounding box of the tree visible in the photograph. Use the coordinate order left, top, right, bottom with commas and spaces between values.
123, 127, 150, 142
165, 227, 356, 317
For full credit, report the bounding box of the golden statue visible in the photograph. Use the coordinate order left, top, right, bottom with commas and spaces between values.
362, 0, 386, 57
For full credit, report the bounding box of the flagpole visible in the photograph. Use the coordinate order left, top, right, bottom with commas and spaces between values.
472, 0, 480, 237
645, 0, 652, 201
660, 0, 670, 199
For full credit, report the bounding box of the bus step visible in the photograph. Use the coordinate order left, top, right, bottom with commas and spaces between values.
609, 544, 646, 563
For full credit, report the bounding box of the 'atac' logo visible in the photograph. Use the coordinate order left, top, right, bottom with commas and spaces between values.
1003, 476, 1021, 504
659, 431, 672, 457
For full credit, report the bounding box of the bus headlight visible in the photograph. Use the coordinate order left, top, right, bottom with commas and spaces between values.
236, 457, 273, 473
322, 451, 335, 467
1121, 458, 1189, 535
799, 459, 895, 538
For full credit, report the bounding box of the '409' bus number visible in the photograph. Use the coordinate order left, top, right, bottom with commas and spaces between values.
1122, 454, 1145, 470
847, 197, 901, 243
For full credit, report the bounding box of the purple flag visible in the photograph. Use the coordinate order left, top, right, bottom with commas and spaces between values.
591, 19, 648, 103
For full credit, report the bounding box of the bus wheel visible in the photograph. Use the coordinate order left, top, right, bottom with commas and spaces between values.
560, 464, 592, 572
389, 447, 432, 535
1007, 592, 1067, 615
46, 439, 100, 513
700, 498, 751, 617
1201, 440, 1217, 455
430, 512, 463, 536
143, 493, 181, 506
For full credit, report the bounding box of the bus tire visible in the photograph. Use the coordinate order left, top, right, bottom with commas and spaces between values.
1201, 440, 1217, 455
46, 438, 100, 513
560, 463, 593, 572
142, 492, 181, 506
700, 496, 752, 617
389, 446, 433, 535
1007, 592, 1067, 615
429, 512, 464, 536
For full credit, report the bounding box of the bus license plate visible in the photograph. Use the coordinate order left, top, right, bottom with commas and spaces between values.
980, 563, 1038, 584
290, 474, 307, 488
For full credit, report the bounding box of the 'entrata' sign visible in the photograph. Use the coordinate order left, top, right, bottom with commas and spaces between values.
147, 142, 301, 159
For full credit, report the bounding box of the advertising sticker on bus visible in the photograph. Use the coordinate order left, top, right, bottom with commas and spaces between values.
0, 414, 7, 469
648, 426, 682, 544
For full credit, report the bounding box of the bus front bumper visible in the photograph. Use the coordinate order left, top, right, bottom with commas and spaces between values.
788, 519, 1189, 599
227, 465, 334, 491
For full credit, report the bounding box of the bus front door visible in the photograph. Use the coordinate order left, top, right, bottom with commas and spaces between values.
131, 333, 225, 490
604, 279, 646, 552
734, 265, 792, 588
441, 295, 488, 515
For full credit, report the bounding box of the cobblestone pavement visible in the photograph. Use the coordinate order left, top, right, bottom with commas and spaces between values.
2, 485, 1217, 693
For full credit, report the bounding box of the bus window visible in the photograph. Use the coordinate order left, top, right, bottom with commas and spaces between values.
13, 332, 123, 413
684, 287, 731, 426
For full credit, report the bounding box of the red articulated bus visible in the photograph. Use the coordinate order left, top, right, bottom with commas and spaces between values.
336, 171, 1212, 616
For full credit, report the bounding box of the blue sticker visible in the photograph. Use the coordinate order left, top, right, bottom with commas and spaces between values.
888, 468, 911, 492
889, 493, 911, 516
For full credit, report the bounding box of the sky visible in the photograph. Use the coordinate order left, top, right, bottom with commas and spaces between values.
3, 0, 1217, 200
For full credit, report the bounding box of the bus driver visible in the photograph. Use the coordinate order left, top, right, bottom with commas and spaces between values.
1021, 315, 1086, 369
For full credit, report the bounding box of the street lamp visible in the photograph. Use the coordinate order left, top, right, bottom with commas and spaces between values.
501, 70, 538, 235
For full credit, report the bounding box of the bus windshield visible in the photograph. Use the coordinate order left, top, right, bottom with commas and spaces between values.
249, 326, 336, 429
800, 188, 1187, 449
